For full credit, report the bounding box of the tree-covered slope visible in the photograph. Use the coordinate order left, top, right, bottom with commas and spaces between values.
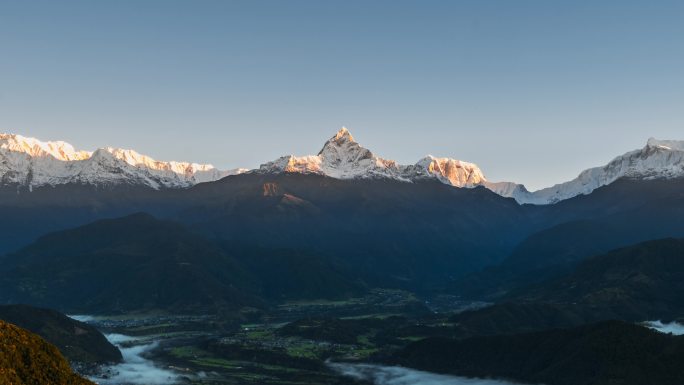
395, 320, 684, 385
0, 213, 258, 314
0, 304, 121, 364
0, 320, 94, 385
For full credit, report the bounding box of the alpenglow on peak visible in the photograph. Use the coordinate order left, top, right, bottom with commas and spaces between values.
331, 127, 353, 142
0, 133, 244, 189
4, 129, 683, 205
257, 127, 490, 187
256, 129, 684, 205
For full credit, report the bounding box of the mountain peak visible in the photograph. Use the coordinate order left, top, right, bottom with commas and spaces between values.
319, 127, 357, 155
0, 133, 91, 161
0, 132, 243, 189
260, 127, 491, 186
316, 127, 370, 163
332, 127, 354, 142
415, 155, 487, 187
499, 136, 684, 205
646, 138, 684, 151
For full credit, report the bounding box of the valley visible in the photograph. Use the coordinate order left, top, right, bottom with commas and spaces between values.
74, 299, 684, 385
76, 290, 464, 385
2, 130, 684, 385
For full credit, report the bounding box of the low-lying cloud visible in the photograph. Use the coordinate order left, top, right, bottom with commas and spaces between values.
644, 320, 684, 336
91, 334, 179, 385
328, 362, 521, 385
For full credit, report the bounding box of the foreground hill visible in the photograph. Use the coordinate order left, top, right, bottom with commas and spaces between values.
443, 237, 684, 341
448, 302, 606, 337
452, 179, 684, 299
225, 244, 366, 300
0, 320, 94, 385
0, 213, 258, 314
0, 213, 370, 313
395, 321, 684, 385
512, 237, 684, 321
0, 305, 120, 364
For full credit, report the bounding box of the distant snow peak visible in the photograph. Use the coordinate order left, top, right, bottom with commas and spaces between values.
259, 129, 684, 205
417, 155, 486, 187
0, 133, 91, 161
646, 137, 684, 152
259, 127, 399, 179
332, 126, 353, 142
0, 132, 243, 189
5, 129, 681, 204
499, 137, 684, 205
258, 127, 488, 188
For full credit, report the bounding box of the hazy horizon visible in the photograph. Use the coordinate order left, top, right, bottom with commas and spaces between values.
2, 1, 683, 190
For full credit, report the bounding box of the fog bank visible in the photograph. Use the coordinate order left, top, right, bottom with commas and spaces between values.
328, 362, 522, 385
645, 321, 684, 336
91, 333, 179, 385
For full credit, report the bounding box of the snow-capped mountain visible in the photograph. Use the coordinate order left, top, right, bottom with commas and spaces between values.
503, 138, 684, 204
258, 128, 404, 180
257, 128, 487, 188
258, 128, 684, 205
0, 133, 244, 189
4, 129, 683, 204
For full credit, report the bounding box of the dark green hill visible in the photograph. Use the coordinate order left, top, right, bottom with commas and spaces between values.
0, 320, 94, 385
3, 175, 684, 297
453, 179, 684, 300
448, 302, 609, 337
0, 213, 258, 314
3, 175, 684, 305
0, 213, 370, 314
0, 304, 120, 364
0, 173, 538, 291
226, 244, 366, 300
512, 237, 684, 321
176, 173, 535, 291
395, 320, 684, 385
447, 238, 684, 340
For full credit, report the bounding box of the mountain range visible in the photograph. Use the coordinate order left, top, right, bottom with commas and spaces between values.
0, 128, 683, 302
2, 127, 684, 385
3, 128, 684, 204
0, 133, 244, 189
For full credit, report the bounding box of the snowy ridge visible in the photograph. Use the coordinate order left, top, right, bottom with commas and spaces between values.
0, 133, 91, 161
0, 133, 244, 189
414, 156, 486, 186
258, 129, 684, 205
258, 128, 405, 180
504, 138, 684, 204
257, 128, 486, 188
3, 129, 683, 203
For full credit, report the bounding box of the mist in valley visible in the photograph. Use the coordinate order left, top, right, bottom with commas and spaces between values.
90, 334, 179, 385
329, 362, 522, 385
645, 321, 684, 336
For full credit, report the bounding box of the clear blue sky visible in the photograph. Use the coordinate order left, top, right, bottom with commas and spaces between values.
1, 0, 683, 190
